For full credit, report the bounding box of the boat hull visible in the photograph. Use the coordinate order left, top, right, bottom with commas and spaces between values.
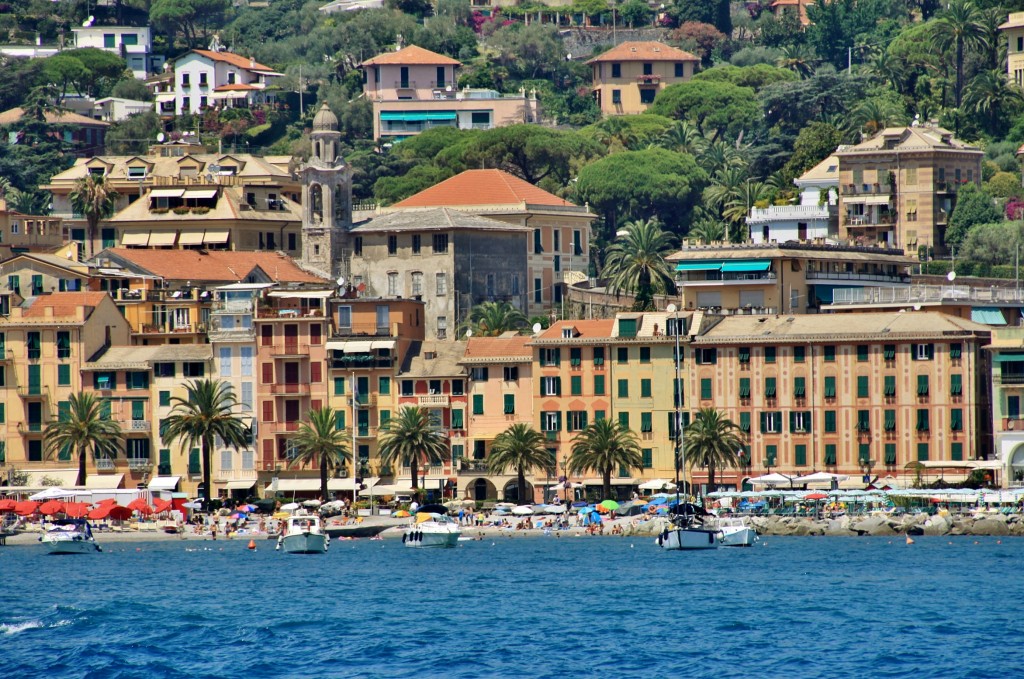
658, 527, 719, 550
719, 526, 758, 547
280, 532, 329, 554
42, 535, 101, 554
403, 527, 460, 548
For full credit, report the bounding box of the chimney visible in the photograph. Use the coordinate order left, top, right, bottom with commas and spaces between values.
250, 57, 256, 69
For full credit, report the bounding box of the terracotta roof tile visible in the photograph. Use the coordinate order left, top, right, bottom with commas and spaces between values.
462, 335, 532, 361
190, 49, 276, 72
23, 291, 109, 319
361, 45, 461, 67
587, 41, 699, 64
0, 107, 110, 127
103, 248, 326, 284
213, 84, 259, 92
393, 169, 575, 209
535, 319, 615, 340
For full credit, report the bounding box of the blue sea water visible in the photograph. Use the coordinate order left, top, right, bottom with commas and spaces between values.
1, 535, 1022, 678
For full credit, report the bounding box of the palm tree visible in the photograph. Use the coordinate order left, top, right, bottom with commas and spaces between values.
6, 188, 50, 215
698, 140, 747, 176
290, 406, 351, 501
850, 99, 905, 138
44, 392, 123, 487
963, 70, 1024, 132
69, 173, 118, 257
566, 419, 643, 501
930, 0, 987, 107
602, 218, 676, 311
723, 180, 769, 228
487, 424, 555, 504
160, 379, 249, 506
378, 406, 449, 499
682, 408, 744, 494
776, 44, 816, 79
703, 166, 749, 211
463, 300, 528, 337
658, 120, 707, 156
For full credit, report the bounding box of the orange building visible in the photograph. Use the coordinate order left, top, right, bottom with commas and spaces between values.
587, 41, 699, 116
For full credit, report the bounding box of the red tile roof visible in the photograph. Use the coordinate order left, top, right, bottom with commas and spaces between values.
394, 170, 576, 209
213, 84, 259, 92
536, 320, 615, 340
463, 335, 532, 360
587, 41, 699, 64
106, 248, 326, 284
23, 291, 109, 319
191, 49, 276, 72
0, 107, 110, 127
361, 45, 461, 67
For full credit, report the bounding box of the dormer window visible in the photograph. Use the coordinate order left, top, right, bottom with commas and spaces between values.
127, 166, 147, 179
562, 327, 573, 339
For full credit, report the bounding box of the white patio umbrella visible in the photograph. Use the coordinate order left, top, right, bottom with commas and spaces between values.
511, 505, 534, 515
792, 472, 850, 484
639, 479, 675, 490
280, 502, 300, 511
747, 473, 794, 485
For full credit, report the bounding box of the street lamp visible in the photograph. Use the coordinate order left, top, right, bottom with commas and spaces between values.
860, 458, 876, 485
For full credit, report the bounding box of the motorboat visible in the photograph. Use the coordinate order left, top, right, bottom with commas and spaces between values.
40, 519, 101, 554
277, 514, 329, 554
657, 503, 719, 551
402, 504, 461, 548
324, 515, 406, 539
716, 516, 759, 547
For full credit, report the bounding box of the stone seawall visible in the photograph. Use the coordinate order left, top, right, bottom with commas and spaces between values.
622, 514, 1024, 537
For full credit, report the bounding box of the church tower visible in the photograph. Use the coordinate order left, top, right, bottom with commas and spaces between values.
298, 103, 352, 279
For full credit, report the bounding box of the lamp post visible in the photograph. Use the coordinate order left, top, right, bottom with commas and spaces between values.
860, 458, 875, 486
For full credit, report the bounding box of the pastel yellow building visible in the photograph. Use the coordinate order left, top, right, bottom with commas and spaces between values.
587, 41, 699, 116
1000, 13, 1024, 87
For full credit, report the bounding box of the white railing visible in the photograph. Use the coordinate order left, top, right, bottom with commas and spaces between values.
806, 271, 910, 284
747, 204, 830, 225
128, 458, 151, 471
95, 457, 115, 471
418, 394, 450, 407
129, 420, 151, 431
831, 284, 1024, 306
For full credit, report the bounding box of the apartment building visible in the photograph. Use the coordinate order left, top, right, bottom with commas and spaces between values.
0, 292, 131, 482
835, 126, 983, 254
747, 153, 838, 244
173, 48, 283, 115
361, 45, 540, 140
0, 199, 63, 254
688, 312, 991, 491
1000, 13, 1024, 87
388, 169, 595, 316
0, 106, 109, 157
587, 41, 699, 116
987, 328, 1024, 487
70, 25, 164, 79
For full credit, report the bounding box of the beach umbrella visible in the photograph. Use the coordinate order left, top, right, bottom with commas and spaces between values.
804, 493, 828, 501
511, 506, 533, 516
392, 510, 410, 518
578, 506, 595, 514
302, 499, 322, 508
0, 499, 17, 511
39, 500, 65, 516
599, 500, 620, 511
280, 502, 300, 511
108, 506, 132, 521
14, 500, 39, 516
63, 502, 90, 518
127, 498, 153, 513
96, 498, 118, 506
152, 499, 173, 514
88, 506, 112, 520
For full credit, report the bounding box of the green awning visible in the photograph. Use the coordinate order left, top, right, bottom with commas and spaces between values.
380, 111, 457, 121
675, 261, 723, 272
720, 260, 771, 272
971, 307, 1007, 326
993, 352, 1024, 363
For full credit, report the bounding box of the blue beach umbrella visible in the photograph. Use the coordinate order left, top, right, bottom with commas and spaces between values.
578, 506, 595, 514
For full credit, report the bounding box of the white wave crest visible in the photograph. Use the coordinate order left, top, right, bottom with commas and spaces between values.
1, 620, 43, 635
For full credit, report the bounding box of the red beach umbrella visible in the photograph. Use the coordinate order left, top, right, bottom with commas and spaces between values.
39, 500, 66, 516
14, 501, 39, 516
97, 498, 118, 506
0, 499, 17, 511
126, 498, 153, 513
805, 493, 828, 501
108, 506, 132, 521
152, 498, 173, 514
88, 506, 112, 520
64, 502, 90, 518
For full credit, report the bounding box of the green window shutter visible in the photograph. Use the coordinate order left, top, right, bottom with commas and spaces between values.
674, 378, 684, 407
452, 409, 463, 429
571, 375, 582, 396
618, 412, 629, 429
824, 444, 837, 465
824, 410, 836, 433
950, 408, 962, 431
794, 444, 807, 466
884, 443, 896, 465
593, 348, 605, 366
738, 347, 750, 363
884, 409, 896, 432
639, 347, 650, 363
926, 344, 934, 360
640, 379, 651, 398
555, 377, 562, 396
804, 411, 812, 433
595, 410, 605, 421
794, 377, 805, 397
570, 348, 582, 366
764, 347, 776, 363
700, 378, 712, 400
739, 378, 750, 398
641, 412, 652, 432
0, 441, 5, 464
950, 374, 962, 396
189, 448, 201, 474
917, 375, 929, 396
159, 390, 171, 407
857, 376, 869, 398
618, 318, 637, 338
379, 377, 390, 395
642, 449, 652, 468
473, 394, 484, 415
554, 348, 561, 365
618, 379, 629, 398
335, 410, 346, 430
739, 411, 750, 432
949, 343, 962, 359
58, 401, 72, 421
858, 410, 870, 432
764, 377, 776, 398
917, 409, 929, 431
824, 345, 836, 362
951, 442, 963, 461
824, 376, 836, 398
380, 410, 391, 428
334, 377, 345, 395
504, 394, 515, 414
57, 364, 71, 386
760, 412, 767, 433
617, 347, 628, 364
789, 411, 796, 433
594, 374, 605, 395
859, 443, 870, 465
883, 344, 896, 360
793, 346, 805, 363
884, 375, 896, 396
132, 400, 144, 420
857, 345, 869, 362
99, 399, 111, 420
765, 445, 777, 466
917, 442, 929, 461
58, 442, 72, 461
0, 403, 4, 424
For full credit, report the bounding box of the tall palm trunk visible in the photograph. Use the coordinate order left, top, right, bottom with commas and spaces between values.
603, 467, 612, 501
77, 442, 87, 487
708, 458, 717, 494
202, 435, 212, 505
956, 39, 964, 107
411, 457, 419, 500
517, 467, 527, 503
320, 453, 329, 501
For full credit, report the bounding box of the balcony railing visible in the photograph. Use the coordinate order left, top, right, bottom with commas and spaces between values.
831, 284, 1024, 306
806, 271, 910, 284
333, 327, 394, 338
270, 382, 311, 395
1001, 373, 1024, 385
94, 457, 115, 471
212, 300, 254, 314
256, 307, 325, 320
127, 420, 151, 431
16, 385, 48, 400
267, 422, 301, 434
269, 343, 311, 357
841, 183, 892, 196
355, 426, 378, 439
418, 394, 449, 407
330, 357, 394, 370
127, 457, 151, 471
17, 422, 44, 434
636, 74, 661, 83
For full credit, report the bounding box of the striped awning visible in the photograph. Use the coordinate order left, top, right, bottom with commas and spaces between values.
178, 231, 205, 245
121, 232, 149, 246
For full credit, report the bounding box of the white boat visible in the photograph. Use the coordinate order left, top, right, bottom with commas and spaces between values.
657, 504, 719, 551
40, 519, 101, 554
277, 514, 329, 554
403, 504, 461, 548
716, 516, 759, 547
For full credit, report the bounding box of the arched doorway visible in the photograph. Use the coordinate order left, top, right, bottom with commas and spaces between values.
1010, 446, 1024, 486
473, 478, 489, 501
502, 480, 534, 504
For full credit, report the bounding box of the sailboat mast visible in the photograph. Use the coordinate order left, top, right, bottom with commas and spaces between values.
674, 315, 682, 507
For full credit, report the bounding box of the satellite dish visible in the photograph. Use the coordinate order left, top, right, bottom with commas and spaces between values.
666, 303, 677, 313
156, 132, 166, 143
336, 276, 345, 288
465, 329, 473, 338
532, 322, 543, 335
445, 85, 452, 92
947, 271, 956, 282
913, 304, 921, 311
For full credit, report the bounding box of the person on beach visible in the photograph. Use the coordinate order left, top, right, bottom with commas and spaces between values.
210, 523, 218, 540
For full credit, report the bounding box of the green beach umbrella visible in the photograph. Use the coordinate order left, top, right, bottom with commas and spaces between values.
599, 500, 620, 511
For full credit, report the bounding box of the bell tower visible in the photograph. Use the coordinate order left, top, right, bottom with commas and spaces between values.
298, 103, 352, 278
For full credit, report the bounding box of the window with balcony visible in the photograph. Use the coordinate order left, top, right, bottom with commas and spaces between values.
791, 411, 811, 433
541, 411, 561, 431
